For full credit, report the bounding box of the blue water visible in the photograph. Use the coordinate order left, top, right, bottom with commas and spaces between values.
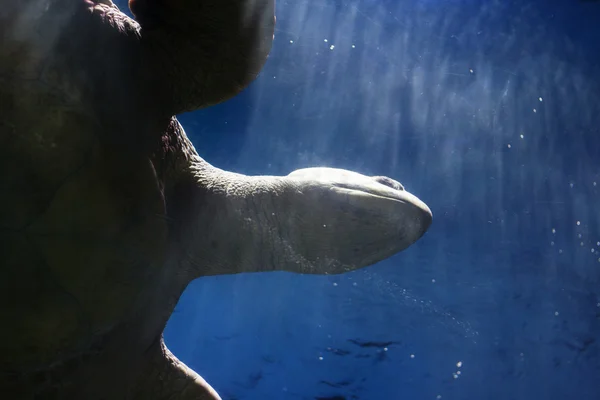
118, 0, 600, 398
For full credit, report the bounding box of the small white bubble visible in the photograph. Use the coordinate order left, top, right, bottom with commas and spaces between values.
318, 356, 323, 360
577, 220, 581, 226
581, 242, 584, 246
597, 302, 600, 307
578, 233, 583, 238
552, 228, 556, 234
539, 97, 543, 102
383, 347, 388, 352
597, 242, 600, 246
456, 371, 461, 375
453, 373, 459, 379
352, 282, 357, 286
324, 39, 328, 42
323, 224, 327, 228
550, 241, 555, 246
329, 45, 335, 50
533, 108, 537, 113
594, 182, 597, 186
410, 354, 415, 359
559, 249, 563, 254
507, 143, 511, 148
554, 311, 559, 316
333, 282, 338, 286
437, 396, 442, 400
570, 183, 574, 188
431, 278, 436, 283
592, 248, 595, 253
520, 134, 524, 139
456, 361, 462, 368
351, 44, 356, 48
469, 69, 474, 74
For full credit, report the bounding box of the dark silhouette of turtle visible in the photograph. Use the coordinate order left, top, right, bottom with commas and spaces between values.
0, 0, 432, 398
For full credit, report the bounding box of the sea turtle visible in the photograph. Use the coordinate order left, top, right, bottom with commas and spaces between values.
0, 0, 432, 399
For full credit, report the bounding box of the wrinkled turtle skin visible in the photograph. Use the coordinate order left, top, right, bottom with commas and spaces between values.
0, 1, 432, 399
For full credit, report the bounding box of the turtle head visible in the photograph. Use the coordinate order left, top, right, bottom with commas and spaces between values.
128, 0, 276, 115
189, 164, 432, 276
276, 167, 432, 274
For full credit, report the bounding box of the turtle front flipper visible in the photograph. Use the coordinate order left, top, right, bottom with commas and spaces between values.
130, 0, 276, 115
132, 336, 221, 400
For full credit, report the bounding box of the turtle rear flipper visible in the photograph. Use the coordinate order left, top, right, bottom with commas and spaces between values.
132, 336, 221, 400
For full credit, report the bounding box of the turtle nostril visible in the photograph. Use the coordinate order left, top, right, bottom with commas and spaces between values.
371, 176, 404, 191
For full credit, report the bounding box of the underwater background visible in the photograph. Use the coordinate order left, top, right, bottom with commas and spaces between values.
115, 0, 600, 399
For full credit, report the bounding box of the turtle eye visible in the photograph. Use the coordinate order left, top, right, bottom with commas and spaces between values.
371, 176, 405, 191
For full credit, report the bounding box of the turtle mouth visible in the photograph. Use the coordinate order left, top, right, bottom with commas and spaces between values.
329, 174, 426, 207
330, 184, 431, 214
329, 179, 433, 238
286, 167, 432, 233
